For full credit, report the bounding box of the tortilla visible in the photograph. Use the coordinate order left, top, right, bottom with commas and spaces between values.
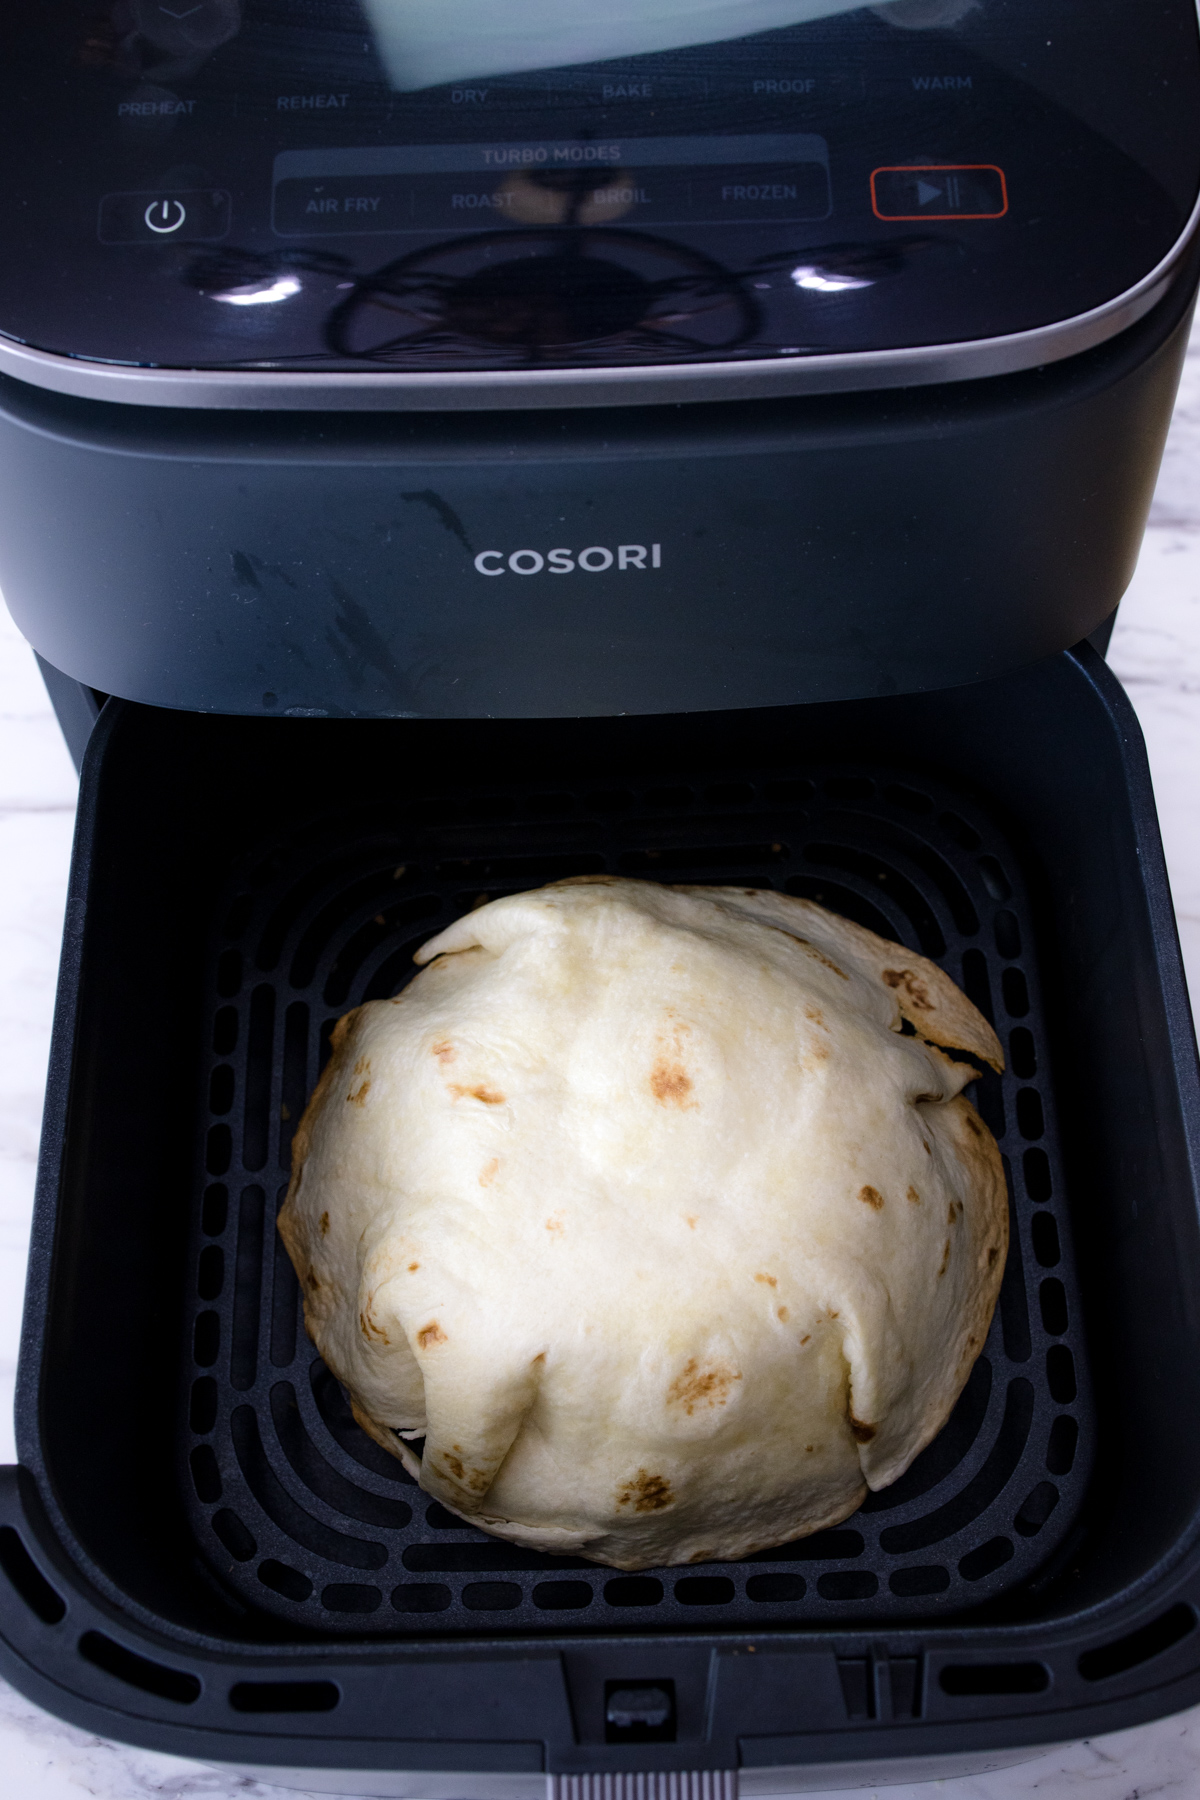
279, 876, 1007, 1570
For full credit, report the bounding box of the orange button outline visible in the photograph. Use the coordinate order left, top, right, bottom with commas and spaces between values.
870, 163, 1009, 221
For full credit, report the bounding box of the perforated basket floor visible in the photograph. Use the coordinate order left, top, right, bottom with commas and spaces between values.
183, 761, 1092, 1635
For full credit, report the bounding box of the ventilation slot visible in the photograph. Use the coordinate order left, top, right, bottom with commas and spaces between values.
998, 1174, 1031, 1363
959, 1536, 1014, 1582
0, 1528, 65, 1624
1046, 1416, 1078, 1476
674, 1577, 734, 1606
230, 1679, 339, 1713
392, 1583, 451, 1613
819, 1571, 878, 1601
270, 1207, 299, 1367
748, 1529, 864, 1562
940, 1662, 1048, 1697
1014, 1482, 1060, 1538
890, 1565, 949, 1597
189, 1446, 222, 1504
242, 986, 275, 1170
746, 1573, 805, 1603
322, 1583, 382, 1613
604, 1577, 664, 1608
403, 1542, 586, 1573
278, 1002, 309, 1169
258, 1559, 312, 1601
230, 1187, 264, 1390
212, 1509, 256, 1563
212, 1007, 238, 1056
1079, 1605, 1197, 1682
189, 1378, 217, 1435
79, 1632, 200, 1704
201, 1184, 228, 1235
1024, 1148, 1052, 1202
462, 1581, 522, 1611
1031, 1213, 1061, 1268
534, 1581, 593, 1610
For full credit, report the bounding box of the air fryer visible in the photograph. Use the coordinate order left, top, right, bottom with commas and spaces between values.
0, 3, 1198, 1797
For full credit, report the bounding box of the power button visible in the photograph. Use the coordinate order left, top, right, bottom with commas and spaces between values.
143, 197, 188, 234
98, 188, 231, 244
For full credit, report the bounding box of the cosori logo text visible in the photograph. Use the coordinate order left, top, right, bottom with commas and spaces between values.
473, 544, 662, 575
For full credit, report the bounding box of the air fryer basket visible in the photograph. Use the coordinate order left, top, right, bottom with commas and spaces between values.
185, 750, 1090, 1635
3, 644, 1200, 1788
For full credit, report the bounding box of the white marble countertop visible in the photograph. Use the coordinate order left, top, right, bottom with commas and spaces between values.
0, 318, 1199, 1798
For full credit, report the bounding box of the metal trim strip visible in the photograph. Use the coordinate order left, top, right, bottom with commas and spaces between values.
548, 1774, 737, 1800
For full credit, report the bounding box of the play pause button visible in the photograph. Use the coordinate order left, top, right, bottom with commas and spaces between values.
870, 164, 1008, 219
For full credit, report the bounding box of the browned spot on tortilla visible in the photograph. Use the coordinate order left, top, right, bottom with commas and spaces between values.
805, 1005, 826, 1027
479, 1157, 499, 1187
417, 1321, 447, 1349
684, 1214, 698, 1229
667, 1357, 742, 1416
963, 1111, 984, 1137
615, 1469, 674, 1513
650, 1059, 695, 1107
346, 1064, 371, 1106
546, 1215, 564, 1235
883, 968, 931, 1010
768, 925, 848, 979
532, 1352, 546, 1365
805, 1444, 814, 1453
829, 1310, 840, 1319
777, 1306, 789, 1322
923, 1140, 933, 1156
689, 1549, 710, 1563
849, 1416, 876, 1444
800, 1334, 811, 1346
938, 1239, 952, 1278
407, 1262, 419, 1272
987, 1244, 1001, 1267
906, 1186, 921, 1205
754, 1272, 777, 1288
306, 1271, 320, 1291
442, 1453, 465, 1481
450, 1083, 506, 1105
859, 1185, 884, 1211
318, 1211, 330, 1236
948, 1200, 962, 1224
431, 1039, 456, 1065
359, 1306, 390, 1345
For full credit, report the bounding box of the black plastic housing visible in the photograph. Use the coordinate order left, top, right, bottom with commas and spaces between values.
4, 645, 1200, 1784
0, 260, 1194, 723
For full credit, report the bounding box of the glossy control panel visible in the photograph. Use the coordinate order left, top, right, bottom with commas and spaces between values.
0, 0, 1197, 378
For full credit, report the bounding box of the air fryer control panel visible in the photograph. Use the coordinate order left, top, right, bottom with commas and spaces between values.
1, 0, 1198, 374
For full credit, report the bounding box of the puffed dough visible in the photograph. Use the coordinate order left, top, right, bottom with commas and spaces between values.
279, 877, 1007, 1569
